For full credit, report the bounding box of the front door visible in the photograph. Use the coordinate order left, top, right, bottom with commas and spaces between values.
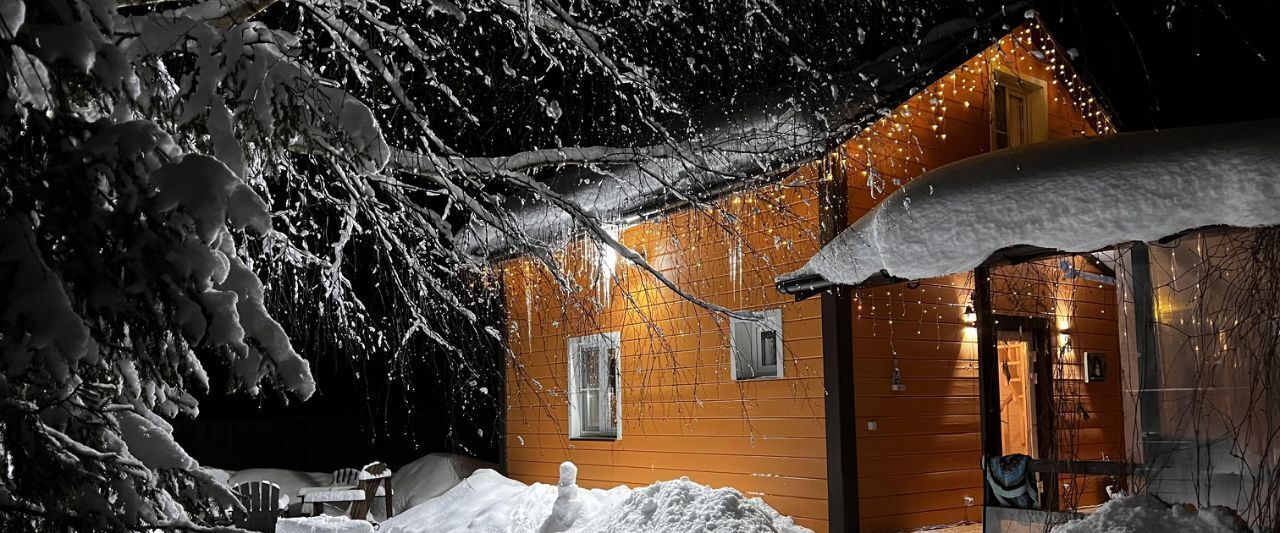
994, 317, 1053, 462
998, 330, 1037, 457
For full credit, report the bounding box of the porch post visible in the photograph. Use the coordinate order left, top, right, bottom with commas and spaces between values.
819, 154, 859, 531
973, 267, 1002, 502
494, 276, 510, 476
1129, 242, 1163, 463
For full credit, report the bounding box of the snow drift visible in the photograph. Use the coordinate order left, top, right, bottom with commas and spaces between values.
386, 452, 495, 513
378, 463, 811, 533
1052, 496, 1249, 533
780, 119, 1280, 288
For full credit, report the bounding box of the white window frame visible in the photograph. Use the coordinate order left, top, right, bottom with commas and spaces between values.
567, 332, 621, 440
730, 309, 784, 380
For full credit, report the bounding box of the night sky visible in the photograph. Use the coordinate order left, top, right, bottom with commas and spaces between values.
1039, 0, 1280, 130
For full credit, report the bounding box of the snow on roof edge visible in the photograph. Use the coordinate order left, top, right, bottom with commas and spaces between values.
460, 11, 1030, 259
780, 119, 1280, 288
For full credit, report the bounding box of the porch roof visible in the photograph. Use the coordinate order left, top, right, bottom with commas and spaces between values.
776, 119, 1280, 296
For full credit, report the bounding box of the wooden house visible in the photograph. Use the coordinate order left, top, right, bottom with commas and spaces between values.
494, 16, 1126, 532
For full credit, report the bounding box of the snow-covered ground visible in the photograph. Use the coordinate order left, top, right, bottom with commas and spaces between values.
277, 515, 375, 533
1052, 496, 1249, 533
377, 462, 811, 533
239, 454, 1259, 533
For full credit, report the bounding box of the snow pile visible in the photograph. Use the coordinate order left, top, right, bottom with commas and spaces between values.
389, 453, 495, 513
277, 515, 375, 533
572, 476, 811, 533
781, 119, 1280, 288
378, 463, 811, 533
1052, 496, 1250, 533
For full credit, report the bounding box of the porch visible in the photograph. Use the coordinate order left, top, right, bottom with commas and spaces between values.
779, 120, 1280, 532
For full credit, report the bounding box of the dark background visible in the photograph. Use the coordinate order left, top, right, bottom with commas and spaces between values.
173, 0, 1280, 474
172, 240, 507, 473
1038, 1, 1280, 130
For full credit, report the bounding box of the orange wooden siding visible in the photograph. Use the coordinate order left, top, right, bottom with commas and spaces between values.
848, 261, 1126, 531
834, 25, 1121, 532
502, 21, 1118, 533
501, 174, 830, 531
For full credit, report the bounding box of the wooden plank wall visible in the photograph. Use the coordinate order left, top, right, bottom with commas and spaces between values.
501, 170, 832, 530
501, 21, 1118, 533
837, 25, 1121, 532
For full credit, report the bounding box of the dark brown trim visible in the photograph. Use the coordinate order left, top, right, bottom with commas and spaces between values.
819, 155, 859, 531
1028, 459, 1139, 477
992, 314, 1058, 509
1081, 253, 1117, 278
495, 277, 511, 476
973, 266, 1002, 508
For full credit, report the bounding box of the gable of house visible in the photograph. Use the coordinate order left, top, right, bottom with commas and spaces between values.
499, 19, 1115, 533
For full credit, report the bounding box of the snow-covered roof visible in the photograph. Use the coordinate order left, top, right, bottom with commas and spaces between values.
462, 12, 1033, 257
777, 119, 1280, 292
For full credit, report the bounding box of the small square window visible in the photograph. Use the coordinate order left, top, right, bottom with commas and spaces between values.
568, 333, 620, 439
731, 309, 784, 380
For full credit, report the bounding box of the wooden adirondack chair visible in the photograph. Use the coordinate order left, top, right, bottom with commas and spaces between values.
299, 467, 364, 515
302, 461, 394, 520
332, 467, 361, 486
231, 480, 283, 533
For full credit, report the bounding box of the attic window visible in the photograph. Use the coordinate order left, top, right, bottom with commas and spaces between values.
992, 71, 1047, 149
731, 309, 784, 380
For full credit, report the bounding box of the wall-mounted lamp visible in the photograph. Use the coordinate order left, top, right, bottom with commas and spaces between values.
891, 360, 906, 392
962, 304, 977, 324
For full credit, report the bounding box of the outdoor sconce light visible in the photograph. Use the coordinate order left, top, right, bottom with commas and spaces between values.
962, 304, 977, 324
891, 360, 906, 392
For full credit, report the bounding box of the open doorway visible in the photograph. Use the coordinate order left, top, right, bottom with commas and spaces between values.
998, 330, 1036, 456
994, 317, 1053, 461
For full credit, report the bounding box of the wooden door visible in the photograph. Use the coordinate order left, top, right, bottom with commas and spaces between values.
998, 339, 1035, 456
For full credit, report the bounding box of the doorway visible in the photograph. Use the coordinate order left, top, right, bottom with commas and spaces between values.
998, 330, 1036, 456
994, 317, 1053, 460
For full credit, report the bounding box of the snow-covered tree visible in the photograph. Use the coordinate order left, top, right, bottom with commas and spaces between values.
0, 0, 1026, 529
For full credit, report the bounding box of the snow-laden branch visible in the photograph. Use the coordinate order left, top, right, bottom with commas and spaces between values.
387, 149, 751, 319
389, 144, 685, 176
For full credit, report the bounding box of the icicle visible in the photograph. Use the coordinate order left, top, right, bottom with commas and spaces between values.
524, 275, 533, 346
727, 228, 743, 299
592, 225, 622, 307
